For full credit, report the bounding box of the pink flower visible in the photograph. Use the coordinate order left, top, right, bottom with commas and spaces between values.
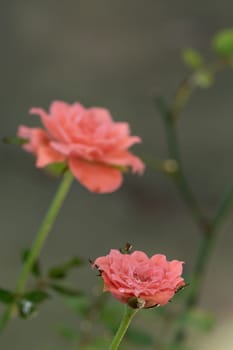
94, 249, 185, 308
18, 101, 144, 193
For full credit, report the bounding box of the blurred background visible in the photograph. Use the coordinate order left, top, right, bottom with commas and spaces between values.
1, 1, 233, 349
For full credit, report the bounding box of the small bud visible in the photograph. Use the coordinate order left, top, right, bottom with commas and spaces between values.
120, 242, 133, 254
163, 159, 179, 174
193, 70, 213, 88
182, 48, 204, 70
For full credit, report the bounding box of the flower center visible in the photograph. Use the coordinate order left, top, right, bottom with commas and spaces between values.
133, 271, 148, 282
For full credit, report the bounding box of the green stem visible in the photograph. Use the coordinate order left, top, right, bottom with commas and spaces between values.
186, 184, 233, 307
153, 59, 233, 347
0, 170, 73, 332
155, 96, 210, 233
156, 93, 233, 346
212, 183, 233, 230
170, 57, 231, 122
173, 233, 214, 347
173, 182, 233, 345
109, 306, 138, 350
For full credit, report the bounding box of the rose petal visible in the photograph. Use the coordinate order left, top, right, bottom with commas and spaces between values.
30, 107, 72, 143
49, 101, 70, 117
68, 157, 123, 193
36, 145, 66, 168
102, 151, 145, 174
168, 260, 184, 275
131, 251, 149, 261
143, 290, 175, 307
151, 254, 167, 266
51, 141, 103, 160
87, 107, 113, 124
18, 125, 49, 153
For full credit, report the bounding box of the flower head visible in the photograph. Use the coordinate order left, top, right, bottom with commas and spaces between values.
93, 249, 185, 308
18, 101, 144, 193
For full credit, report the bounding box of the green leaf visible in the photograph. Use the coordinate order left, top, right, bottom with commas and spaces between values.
50, 283, 82, 297
2, 137, 28, 145
182, 48, 203, 69
0, 288, 15, 304
213, 28, 233, 56
44, 162, 68, 177
126, 327, 154, 347
48, 257, 83, 279
21, 249, 41, 277
48, 267, 67, 279
180, 309, 215, 332
23, 290, 50, 304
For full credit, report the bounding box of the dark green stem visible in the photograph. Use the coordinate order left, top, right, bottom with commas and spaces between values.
155, 80, 233, 347
0, 171, 73, 332
155, 96, 210, 233
173, 183, 233, 344
191, 182, 233, 303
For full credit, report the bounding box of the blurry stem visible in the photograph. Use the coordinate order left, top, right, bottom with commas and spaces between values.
153, 58, 233, 347
109, 306, 138, 350
155, 61, 233, 345
212, 183, 233, 230
173, 182, 233, 345
152, 56, 233, 348
0, 170, 73, 332
170, 57, 231, 121
155, 96, 210, 233
190, 182, 233, 304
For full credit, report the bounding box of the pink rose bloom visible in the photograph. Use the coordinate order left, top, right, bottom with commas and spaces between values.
18, 101, 144, 193
94, 249, 185, 308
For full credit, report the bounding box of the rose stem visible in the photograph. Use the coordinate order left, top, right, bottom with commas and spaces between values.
172, 183, 233, 345
109, 306, 138, 350
153, 60, 233, 347
0, 170, 74, 332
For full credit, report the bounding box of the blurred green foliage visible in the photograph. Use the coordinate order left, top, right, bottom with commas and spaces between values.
182, 48, 204, 70
213, 28, 233, 56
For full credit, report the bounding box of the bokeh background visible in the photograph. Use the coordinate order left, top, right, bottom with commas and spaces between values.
1, 1, 233, 349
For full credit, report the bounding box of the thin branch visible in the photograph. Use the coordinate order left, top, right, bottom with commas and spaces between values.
155, 96, 210, 233
152, 57, 233, 347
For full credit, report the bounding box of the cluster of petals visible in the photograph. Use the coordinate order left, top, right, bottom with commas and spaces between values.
18, 101, 144, 193
94, 249, 185, 308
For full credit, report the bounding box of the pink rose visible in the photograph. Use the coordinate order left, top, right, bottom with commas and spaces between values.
18, 101, 144, 193
94, 249, 185, 308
